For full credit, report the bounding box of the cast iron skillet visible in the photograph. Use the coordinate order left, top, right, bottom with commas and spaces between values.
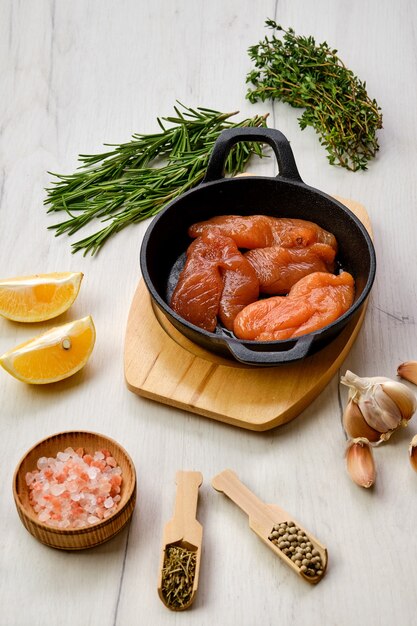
140, 127, 376, 366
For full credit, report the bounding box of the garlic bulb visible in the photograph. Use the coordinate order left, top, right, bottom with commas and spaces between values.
340, 370, 417, 443
345, 438, 376, 488
398, 361, 417, 386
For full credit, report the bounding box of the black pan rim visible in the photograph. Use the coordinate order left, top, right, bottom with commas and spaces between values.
140, 175, 376, 349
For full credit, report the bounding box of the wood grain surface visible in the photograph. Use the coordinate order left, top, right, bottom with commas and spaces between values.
2, 1, 417, 625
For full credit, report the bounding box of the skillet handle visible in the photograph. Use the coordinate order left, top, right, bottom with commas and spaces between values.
225, 335, 314, 366
203, 127, 303, 184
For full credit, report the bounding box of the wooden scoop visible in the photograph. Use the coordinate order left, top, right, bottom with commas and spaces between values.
158, 471, 203, 610
212, 469, 327, 584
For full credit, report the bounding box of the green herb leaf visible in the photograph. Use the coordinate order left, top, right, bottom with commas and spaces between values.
44, 103, 268, 255
246, 20, 383, 171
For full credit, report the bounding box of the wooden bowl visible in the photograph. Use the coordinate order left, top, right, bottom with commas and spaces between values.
13, 430, 137, 550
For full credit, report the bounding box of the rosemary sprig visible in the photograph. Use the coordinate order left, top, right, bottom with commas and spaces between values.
45, 104, 267, 255
246, 20, 383, 171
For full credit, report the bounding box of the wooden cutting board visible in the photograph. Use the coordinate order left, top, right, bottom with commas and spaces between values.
124, 197, 372, 431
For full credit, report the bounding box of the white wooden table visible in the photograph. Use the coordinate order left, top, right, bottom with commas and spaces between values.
2, 1, 417, 624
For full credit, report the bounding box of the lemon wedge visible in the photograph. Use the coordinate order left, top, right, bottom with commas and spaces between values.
0, 316, 95, 384
0, 272, 83, 322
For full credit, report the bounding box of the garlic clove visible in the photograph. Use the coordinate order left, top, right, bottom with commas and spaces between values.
343, 399, 381, 442
398, 361, 417, 386
345, 438, 376, 488
409, 434, 417, 472
358, 384, 402, 433
381, 380, 417, 423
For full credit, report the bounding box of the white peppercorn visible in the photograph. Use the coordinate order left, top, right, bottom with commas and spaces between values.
268, 520, 324, 578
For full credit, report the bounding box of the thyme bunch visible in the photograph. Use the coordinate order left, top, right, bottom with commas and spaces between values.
247, 20, 383, 171
45, 104, 267, 255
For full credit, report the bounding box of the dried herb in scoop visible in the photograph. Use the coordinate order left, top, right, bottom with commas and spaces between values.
161, 545, 197, 610
45, 104, 267, 256
246, 20, 383, 171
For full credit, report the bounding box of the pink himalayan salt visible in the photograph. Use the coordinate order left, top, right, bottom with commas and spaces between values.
26, 447, 123, 529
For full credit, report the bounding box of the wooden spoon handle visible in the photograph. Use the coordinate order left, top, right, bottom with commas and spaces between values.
211, 469, 271, 522
172, 471, 203, 525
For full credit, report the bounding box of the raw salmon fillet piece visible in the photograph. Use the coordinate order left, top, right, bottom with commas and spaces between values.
170, 234, 223, 332
233, 271, 355, 341
188, 215, 337, 251
245, 243, 336, 294
170, 230, 259, 332
218, 251, 259, 331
